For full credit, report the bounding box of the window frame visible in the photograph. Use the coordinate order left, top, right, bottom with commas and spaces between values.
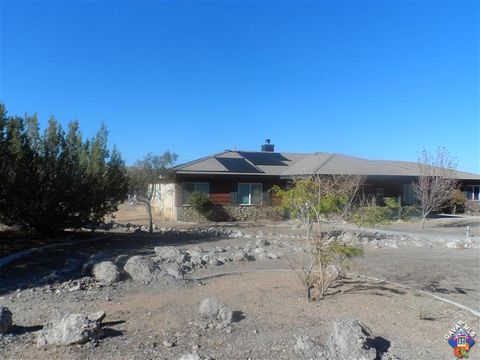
182, 182, 210, 205
238, 183, 263, 206
466, 185, 480, 201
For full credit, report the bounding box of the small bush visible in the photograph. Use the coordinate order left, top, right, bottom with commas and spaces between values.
188, 193, 231, 222
384, 197, 400, 211
189, 192, 212, 214
351, 206, 393, 227
465, 201, 480, 214
450, 189, 466, 214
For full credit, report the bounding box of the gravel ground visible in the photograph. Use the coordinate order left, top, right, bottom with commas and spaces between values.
1, 266, 478, 360
0, 210, 479, 359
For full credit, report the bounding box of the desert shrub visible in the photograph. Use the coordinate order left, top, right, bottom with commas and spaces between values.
465, 200, 480, 215
0, 103, 128, 233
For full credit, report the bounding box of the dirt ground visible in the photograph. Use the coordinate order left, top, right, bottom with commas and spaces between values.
0, 205, 479, 359
1, 267, 479, 360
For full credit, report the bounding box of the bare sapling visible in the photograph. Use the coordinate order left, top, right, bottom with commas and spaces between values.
272, 175, 367, 301
412, 147, 458, 229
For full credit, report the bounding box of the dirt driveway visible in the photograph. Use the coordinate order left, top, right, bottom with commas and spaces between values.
350, 247, 480, 312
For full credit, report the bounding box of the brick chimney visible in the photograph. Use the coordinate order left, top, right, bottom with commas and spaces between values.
261, 139, 275, 152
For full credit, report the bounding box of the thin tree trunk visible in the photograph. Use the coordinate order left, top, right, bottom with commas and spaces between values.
421, 216, 426, 229
146, 203, 153, 234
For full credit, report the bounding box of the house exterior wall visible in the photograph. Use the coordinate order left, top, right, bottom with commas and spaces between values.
150, 183, 176, 221
166, 175, 479, 222
172, 175, 285, 222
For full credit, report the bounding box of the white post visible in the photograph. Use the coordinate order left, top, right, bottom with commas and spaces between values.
466, 226, 470, 238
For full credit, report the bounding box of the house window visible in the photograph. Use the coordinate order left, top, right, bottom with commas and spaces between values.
182, 182, 209, 204
402, 184, 416, 205
466, 185, 480, 201
238, 183, 262, 205
376, 188, 384, 199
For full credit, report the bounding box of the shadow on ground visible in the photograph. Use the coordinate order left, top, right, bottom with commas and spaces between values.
332, 279, 407, 296
421, 281, 476, 295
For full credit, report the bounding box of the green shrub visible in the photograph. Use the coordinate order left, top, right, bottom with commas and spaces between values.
450, 189, 466, 214
351, 205, 393, 227
188, 192, 213, 214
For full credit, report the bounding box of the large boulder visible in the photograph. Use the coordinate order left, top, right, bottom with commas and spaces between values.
92, 261, 122, 284
154, 246, 181, 262
294, 319, 384, 360
198, 297, 233, 329
328, 318, 378, 360
37, 313, 104, 346
124, 256, 160, 282
82, 252, 108, 274
0, 307, 13, 334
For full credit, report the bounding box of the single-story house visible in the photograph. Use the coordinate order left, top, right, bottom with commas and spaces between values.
153, 140, 480, 222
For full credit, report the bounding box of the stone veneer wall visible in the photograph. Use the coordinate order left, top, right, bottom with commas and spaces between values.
176, 205, 283, 222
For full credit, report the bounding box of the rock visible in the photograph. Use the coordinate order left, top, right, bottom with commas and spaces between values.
124, 256, 161, 282
294, 335, 328, 359
82, 252, 108, 274
88, 311, 106, 322
198, 297, 233, 329
188, 251, 204, 267
208, 257, 223, 266
0, 307, 13, 334
233, 249, 248, 262
114, 254, 130, 268
446, 241, 457, 249
154, 246, 181, 262
380, 352, 401, 360
166, 266, 183, 280
255, 238, 269, 247
37, 313, 103, 346
254, 247, 267, 259
92, 261, 122, 284
162, 338, 176, 347
329, 318, 377, 360
179, 353, 200, 360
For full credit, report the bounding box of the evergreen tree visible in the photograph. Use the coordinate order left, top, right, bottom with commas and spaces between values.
0, 103, 129, 232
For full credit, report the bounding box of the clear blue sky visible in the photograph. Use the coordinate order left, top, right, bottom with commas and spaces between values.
1, 0, 479, 173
